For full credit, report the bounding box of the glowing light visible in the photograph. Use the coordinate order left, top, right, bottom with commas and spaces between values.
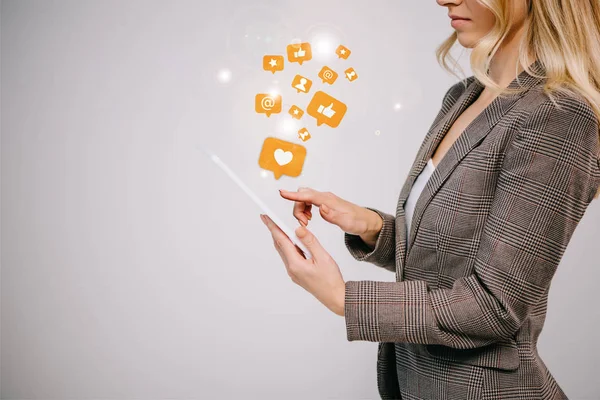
305, 25, 343, 62
216, 68, 232, 84
268, 87, 279, 97
375, 130, 381, 136
314, 37, 334, 56
260, 170, 269, 178
394, 103, 403, 111
278, 117, 298, 136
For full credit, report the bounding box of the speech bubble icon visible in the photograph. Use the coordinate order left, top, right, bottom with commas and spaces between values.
291, 74, 313, 94
286, 42, 312, 65
288, 105, 304, 119
255, 93, 282, 117
258, 137, 307, 180
297, 128, 311, 142
263, 55, 284, 74
318, 66, 338, 85
306, 91, 347, 128
336, 45, 351, 59
344, 67, 358, 82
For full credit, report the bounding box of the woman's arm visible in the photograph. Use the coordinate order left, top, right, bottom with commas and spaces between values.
344, 208, 395, 272
344, 95, 600, 347
357, 209, 384, 248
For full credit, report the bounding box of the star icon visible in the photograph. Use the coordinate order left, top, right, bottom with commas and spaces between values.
340, 49, 346, 55
269, 58, 278, 67
288, 105, 304, 119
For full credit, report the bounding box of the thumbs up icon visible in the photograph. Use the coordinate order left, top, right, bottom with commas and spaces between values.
307, 91, 347, 128
317, 103, 336, 118
286, 42, 312, 65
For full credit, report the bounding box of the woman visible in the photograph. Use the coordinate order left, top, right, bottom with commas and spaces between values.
260, 0, 600, 398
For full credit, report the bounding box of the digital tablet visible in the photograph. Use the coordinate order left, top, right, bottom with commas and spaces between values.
198, 146, 312, 259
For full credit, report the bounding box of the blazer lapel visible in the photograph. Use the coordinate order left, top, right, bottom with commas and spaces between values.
395, 60, 546, 280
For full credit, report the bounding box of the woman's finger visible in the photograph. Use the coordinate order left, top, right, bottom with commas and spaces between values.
279, 187, 327, 207
262, 215, 305, 263
293, 199, 309, 226
299, 187, 313, 221
273, 239, 289, 266
295, 225, 328, 261
261, 214, 287, 237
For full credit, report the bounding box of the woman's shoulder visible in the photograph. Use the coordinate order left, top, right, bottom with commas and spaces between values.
524, 85, 598, 128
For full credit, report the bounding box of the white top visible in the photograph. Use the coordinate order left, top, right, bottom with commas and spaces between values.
405, 158, 436, 244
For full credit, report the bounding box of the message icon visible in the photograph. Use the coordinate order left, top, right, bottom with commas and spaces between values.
297, 128, 311, 142
345, 67, 358, 82
291, 74, 313, 93
306, 91, 347, 128
318, 66, 338, 85
255, 93, 282, 117
258, 137, 307, 179
286, 42, 312, 65
288, 105, 304, 119
263, 55, 284, 74
336, 45, 351, 59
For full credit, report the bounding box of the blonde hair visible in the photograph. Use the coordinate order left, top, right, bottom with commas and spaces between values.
436, 0, 600, 200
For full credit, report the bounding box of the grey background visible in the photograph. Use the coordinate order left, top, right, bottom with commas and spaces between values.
1, 0, 599, 399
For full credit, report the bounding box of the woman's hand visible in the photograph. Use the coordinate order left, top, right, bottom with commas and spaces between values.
260, 213, 345, 317
279, 187, 384, 247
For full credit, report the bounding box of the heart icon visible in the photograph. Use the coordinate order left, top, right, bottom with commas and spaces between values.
274, 149, 293, 166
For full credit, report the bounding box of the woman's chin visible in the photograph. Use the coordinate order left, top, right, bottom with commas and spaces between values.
456, 34, 477, 49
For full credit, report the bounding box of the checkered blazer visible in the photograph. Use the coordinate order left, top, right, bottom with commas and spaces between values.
344, 60, 600, 400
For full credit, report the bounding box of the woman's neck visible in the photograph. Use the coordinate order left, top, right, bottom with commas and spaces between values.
487, 23, 536, 89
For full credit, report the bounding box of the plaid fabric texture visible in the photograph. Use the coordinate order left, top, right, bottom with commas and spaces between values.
343, 60, 600, 399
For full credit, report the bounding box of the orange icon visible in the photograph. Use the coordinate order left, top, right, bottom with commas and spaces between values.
291, 74, 313, 93
318, 66, 338, 85
336, 45, 351, 59
258, 137, 307, 179
263, 55, 284, 74
297, 128, 311, 142
288, 105, 304, 119
306, 91, 347, 128
255, 93, 282, 117
286, 42, 312, 65
344, 67, 358, 82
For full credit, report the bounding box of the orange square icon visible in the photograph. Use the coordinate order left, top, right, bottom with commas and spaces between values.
263, 55, 284, 74
336, 45, 351, 59
291, 74, 313, 93
255, 93, 282, 117
344, 67, 358, 82
286, 42, 312, 65
306, 91, 347, 128
297, 128, 311, 142
318, 66, 338, 85
288, 105, 304, 119
258, 137, 307, 179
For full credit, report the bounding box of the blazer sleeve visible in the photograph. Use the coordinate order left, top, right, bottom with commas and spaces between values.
344, 95, 600, 347
342, 82, 468, 273
344, 207, 397, 272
